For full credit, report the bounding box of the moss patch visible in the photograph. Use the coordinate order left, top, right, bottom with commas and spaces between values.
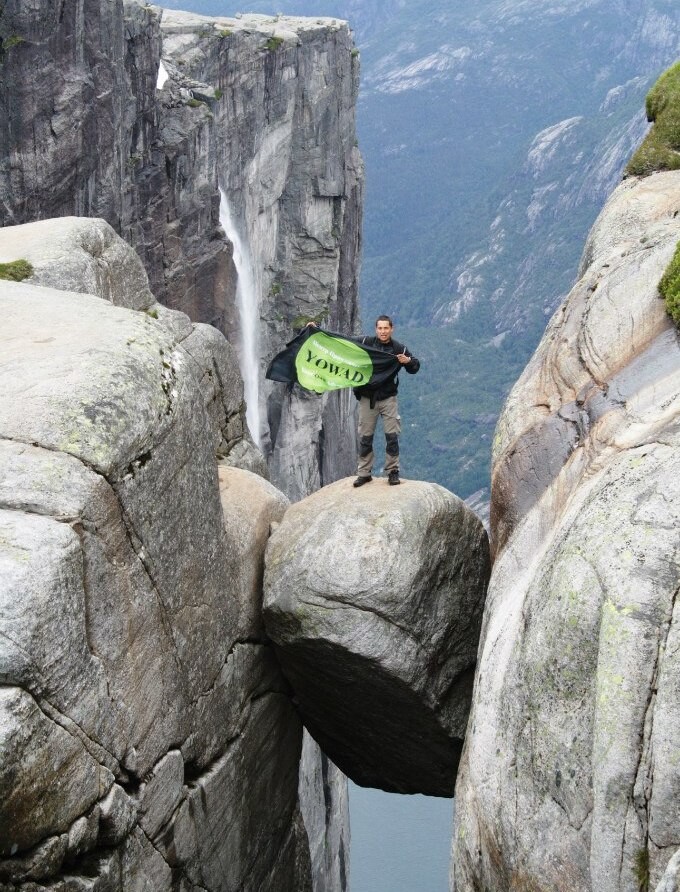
263, 36, 284, 51
659, 240, 680, 325
634, 847, 649, 892
0, 259, 33, 281
626, 62, 680, 177
292, 311, 327, 329
2, 34, 25, 52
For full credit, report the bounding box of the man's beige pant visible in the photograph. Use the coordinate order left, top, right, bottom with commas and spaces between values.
357, 395, 401, 477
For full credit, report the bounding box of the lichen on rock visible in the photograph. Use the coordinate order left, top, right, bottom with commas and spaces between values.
0, 222, 310, 890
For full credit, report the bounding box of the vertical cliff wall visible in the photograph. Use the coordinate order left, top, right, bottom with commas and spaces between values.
0, 0, 154, 227
159, 10, 363, 499
0, 0, 216, 312
451, 171, 680, 892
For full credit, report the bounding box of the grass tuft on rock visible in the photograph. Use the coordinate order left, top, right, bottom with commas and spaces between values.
0, 259, 33, 281
264, 36, 284, 51
633, 847, 649, 892
626, 62, 680, 177
659, 240, 680, 325
292, 311, 327, 329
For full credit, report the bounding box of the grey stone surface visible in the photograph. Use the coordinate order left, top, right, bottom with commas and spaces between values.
217, 466, 289, 636
0, 0, 159, 232
657, 849, 680, 892
166, 696, 306, 892
452, 171, 680, 890
0, 685, 107, 860
0, 254, 310, 890
299, 732, 350, 892
137, 750, 184, 840
264, 477, 490, 796
0, 217, 154, 311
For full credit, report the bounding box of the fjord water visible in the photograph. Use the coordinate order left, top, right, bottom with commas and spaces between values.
349, 783, 454, 891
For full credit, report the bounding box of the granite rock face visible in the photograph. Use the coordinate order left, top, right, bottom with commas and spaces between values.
263, 477, 490, 796
298, 732, 350, 892
0, 217, 262, 472
0, 0, 230, 328
0, 216, 155, 311
452, 171, 680, 891
0, 223, 312, 891
0, 0, 159, 229
160, 11, 364, 499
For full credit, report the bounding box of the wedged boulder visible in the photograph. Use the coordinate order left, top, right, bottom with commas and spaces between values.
263, 477, 490, 796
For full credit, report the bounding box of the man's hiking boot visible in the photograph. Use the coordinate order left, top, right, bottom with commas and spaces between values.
388, 470, 400, 486
353, 475, 372, 488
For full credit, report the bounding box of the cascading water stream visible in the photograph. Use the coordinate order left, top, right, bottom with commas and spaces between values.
156, 60, 169, 90
219, 188, 262, 447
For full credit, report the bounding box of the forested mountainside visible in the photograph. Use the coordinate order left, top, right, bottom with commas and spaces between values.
163, 0, 680, 505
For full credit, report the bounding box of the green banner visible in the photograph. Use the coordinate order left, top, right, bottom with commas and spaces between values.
294, 332, 374, 393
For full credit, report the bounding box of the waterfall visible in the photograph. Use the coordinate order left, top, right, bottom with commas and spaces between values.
218, 188, 261, 447
156, 60, 169, 90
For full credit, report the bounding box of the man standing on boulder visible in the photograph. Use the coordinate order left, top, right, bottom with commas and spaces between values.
307, 316, 420, 486
352, 315, 420, 486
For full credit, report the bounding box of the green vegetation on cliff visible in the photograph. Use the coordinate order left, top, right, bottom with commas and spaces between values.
659, 240, 680, 326
634, 848, 650, 892
626, 62, 680, 177
0, 259, 33, 281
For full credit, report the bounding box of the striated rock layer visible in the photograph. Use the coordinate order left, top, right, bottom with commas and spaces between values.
452, 171, 680, 891
0, 0, 231, 328
263, 477, 490, 797
0, 221, 310, 891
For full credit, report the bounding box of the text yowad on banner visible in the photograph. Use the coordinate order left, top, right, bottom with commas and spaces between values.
266, 328, 401, 394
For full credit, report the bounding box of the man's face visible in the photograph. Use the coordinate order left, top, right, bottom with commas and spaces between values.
376, 320, 393, 343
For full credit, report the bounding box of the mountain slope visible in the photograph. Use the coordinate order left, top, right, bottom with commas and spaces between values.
161, 0, 680, 503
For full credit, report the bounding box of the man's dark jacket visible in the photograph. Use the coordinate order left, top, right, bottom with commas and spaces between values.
353, 336, 420, 402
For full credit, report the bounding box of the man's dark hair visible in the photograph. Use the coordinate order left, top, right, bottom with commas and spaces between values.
375, 315, 393, 327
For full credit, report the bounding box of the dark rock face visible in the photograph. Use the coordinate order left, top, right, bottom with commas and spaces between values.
160, 11, 364, 498
0, 0, 233, 330
263, 477, 490, 796
0, 0, 146, 225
